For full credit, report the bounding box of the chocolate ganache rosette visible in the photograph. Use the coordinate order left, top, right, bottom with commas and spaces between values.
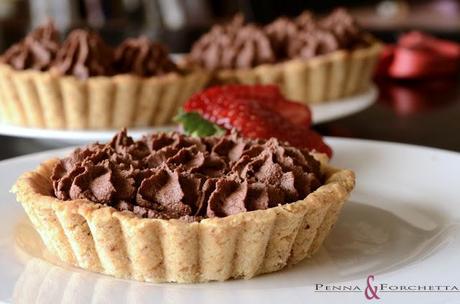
189, 15, 276, 70
114, 36, 178, 77
51, 29, 114, 79
0, 20, 59, 71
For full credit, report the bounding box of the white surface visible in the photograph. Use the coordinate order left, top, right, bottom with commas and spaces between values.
311, 85, 377, 124
0, 86, 376, 145
2, 137, 459, 304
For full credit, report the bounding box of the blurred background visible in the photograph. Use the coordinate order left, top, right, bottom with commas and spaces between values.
0, 0, 459, 158
0, 0, 458, 52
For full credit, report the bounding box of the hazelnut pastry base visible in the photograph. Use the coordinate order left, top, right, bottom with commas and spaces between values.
0, 64, 210, 129
12, 155, 355, 283
215, 42, 381, 104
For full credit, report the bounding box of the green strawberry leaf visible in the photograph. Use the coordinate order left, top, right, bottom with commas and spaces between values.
174, 111, 226, 137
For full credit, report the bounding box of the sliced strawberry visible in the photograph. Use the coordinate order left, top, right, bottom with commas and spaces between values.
185, 92, 283, 138
278, 124, 333, 157
274, 98, 312, 126
203, 84, 283, 100
184, 86, 332, 157
198, 85, 312, 127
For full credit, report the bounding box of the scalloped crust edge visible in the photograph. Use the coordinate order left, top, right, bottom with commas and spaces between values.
215, 42, 382, 104
0, 64, 210, 129
11, 155, 355, 283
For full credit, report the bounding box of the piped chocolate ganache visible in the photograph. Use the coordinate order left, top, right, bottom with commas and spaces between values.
0, 21, 178, 79
114, 36, 179, 77
189, 15, 276, 70
51, 130, 323, 221
50, 29, 114, 79
0, 20, 59, 71
188, 8, 370, 69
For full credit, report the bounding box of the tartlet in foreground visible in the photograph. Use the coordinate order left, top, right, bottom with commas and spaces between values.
12, 130, 354, 283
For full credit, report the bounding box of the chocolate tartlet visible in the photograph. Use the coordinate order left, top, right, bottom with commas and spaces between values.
187, 9, 381, 104
0, 22, 209, 129
13, 130, 355, 283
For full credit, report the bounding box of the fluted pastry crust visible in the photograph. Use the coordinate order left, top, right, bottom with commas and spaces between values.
12, 154, 354, 283
214, 42, 381, 104
0, 64, 209, 129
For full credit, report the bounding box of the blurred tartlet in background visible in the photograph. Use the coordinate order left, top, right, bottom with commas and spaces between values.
0, 21, 209, 130
185, 8, 382, 105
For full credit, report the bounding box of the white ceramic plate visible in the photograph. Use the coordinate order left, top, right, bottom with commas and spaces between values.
2, 137, 458, 304
0, 86, 376, 146
310, 85, 377, 124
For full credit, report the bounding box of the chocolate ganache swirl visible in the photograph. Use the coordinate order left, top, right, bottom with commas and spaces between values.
114, 36, 178, 77
51, 130, 323, 221
0, 20, 59, 71
189, 15, 276, 70
318, 8, 364, 49
50, 29, 114, 79
286, 27, 341, 59
265, 12, 316, 58
265, 8, 367, 60
189, 8, 369, 67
